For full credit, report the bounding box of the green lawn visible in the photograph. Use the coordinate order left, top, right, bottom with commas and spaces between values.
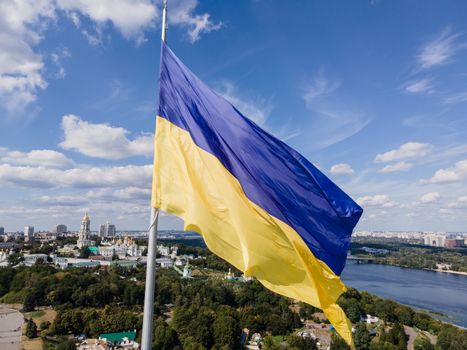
31, 310, 45, 318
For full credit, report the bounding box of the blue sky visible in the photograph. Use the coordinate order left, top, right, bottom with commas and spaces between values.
1, 0, 467, 232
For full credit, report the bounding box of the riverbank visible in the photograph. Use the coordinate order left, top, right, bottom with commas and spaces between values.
342, 261, 467, 328
429, 267, 467, 276
352, 256, 467, 276
0, 305, 23, 350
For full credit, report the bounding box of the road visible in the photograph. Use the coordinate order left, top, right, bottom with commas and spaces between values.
0, 306, 23, 350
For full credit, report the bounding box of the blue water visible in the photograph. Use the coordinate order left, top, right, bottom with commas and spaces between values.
341, 261, 467, 327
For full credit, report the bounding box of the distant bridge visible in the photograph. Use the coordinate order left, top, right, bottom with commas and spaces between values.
347, 256, 378, 263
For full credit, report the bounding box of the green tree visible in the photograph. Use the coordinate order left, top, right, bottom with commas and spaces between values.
152, 318, 181, 350
192, 308, 214, 347
374, 300, 397, 322
56, 340, 76, 350
395, 306, 413, 326
330, 333, 351, 350
380, 323, 407, 350
78, 247, 90, 258
52, 309, 84, 335
262, 336, 276, 349
0, 267, 15, 297
22, 293, 36, 312
123, 283, 145, 305
354, 323, 371, 350
298, 302, 317, 320
40, 320, 51, 330
436, 325, 467, 350
370, 341, 397, 350
173, 306, 215, 348
413, 335, 434, 350
7, 252, 23, 266
346, 298, 363, 323
267, 314, 288, 335
26, 318, 37, 339
213, 314, 240, 349
413, 313, 431, 331
287, 335, 318, 350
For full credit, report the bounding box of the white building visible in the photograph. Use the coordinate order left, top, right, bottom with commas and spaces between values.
77, 212, 94, 248
156, 257, 173, 268
24, 226, 34, 242
23, 253, 48, 266
361, 314, 379, 324
99, 222, 116, 238
0, 251, 8, 266
57, 244, 78, 256
157, 245, 170, 256
424, 234, 446, 247
35, 232, 57, 243
99, 246, 114, 259
99, 236, 144, 259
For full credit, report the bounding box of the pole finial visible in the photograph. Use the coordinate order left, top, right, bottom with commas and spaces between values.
161, 0, 168, 43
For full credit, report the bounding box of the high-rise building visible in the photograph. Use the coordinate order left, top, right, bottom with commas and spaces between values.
24, 226, 34, 242
77, 212, 94, 248
0, 227, 4, 235
424, 234, 446, 247
99, 221, 116, 238
54, 224, 67, 235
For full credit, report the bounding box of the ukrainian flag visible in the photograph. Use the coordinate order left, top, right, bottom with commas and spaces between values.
152, 42, 363, 345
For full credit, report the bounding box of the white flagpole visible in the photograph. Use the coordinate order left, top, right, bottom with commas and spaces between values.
141, 1, 167, 349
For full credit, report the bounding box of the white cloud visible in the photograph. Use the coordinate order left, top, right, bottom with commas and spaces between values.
0, 163, 152, 189
311, 110, 371, 149
37, 195, 89, 206
50, 47, 71, 79
445, 196, 467, 209
379, 161, 413, 173
59, 115, 153, 160
0, 148, 73, 168
0, 0, 156, 114
218, 82, 273, 126
301, 70, 370, 149
303, 69, 340, 107
0, 0, 54, 114
404, 79, 434, 95
439, 208, 455, 215
169, 0, 222, 43
420, 192, 440, 203
375, 142, 433, 163
87, 187, 150, 202
0, 0, 220, 114
443, 91, 467, 105
417, 27, 463, 69
56, 0, 157, 43
35, 186, 151, 206
426, 159, 467, 184
329, 163, 354, 175
81, 27, 103, 46
356, 195, 397, 208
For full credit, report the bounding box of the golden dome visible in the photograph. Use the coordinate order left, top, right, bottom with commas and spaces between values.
82, 211, 90, 222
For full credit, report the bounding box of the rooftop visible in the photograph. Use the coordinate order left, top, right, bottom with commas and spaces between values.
99, 331, 136, 343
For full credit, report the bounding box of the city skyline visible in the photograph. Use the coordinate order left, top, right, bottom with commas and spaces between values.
2, 1, 467, 231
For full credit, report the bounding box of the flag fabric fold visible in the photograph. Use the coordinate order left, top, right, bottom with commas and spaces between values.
152, 41, 363, 345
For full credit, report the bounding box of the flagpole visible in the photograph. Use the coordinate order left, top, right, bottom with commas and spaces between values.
141, 1, 167, 349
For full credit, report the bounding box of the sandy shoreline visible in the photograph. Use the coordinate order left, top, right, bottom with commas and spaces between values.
429, 268, 467, 276
0, 305, 23, 350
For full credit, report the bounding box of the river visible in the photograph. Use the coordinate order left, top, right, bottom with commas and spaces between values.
341, 260, 467, 327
